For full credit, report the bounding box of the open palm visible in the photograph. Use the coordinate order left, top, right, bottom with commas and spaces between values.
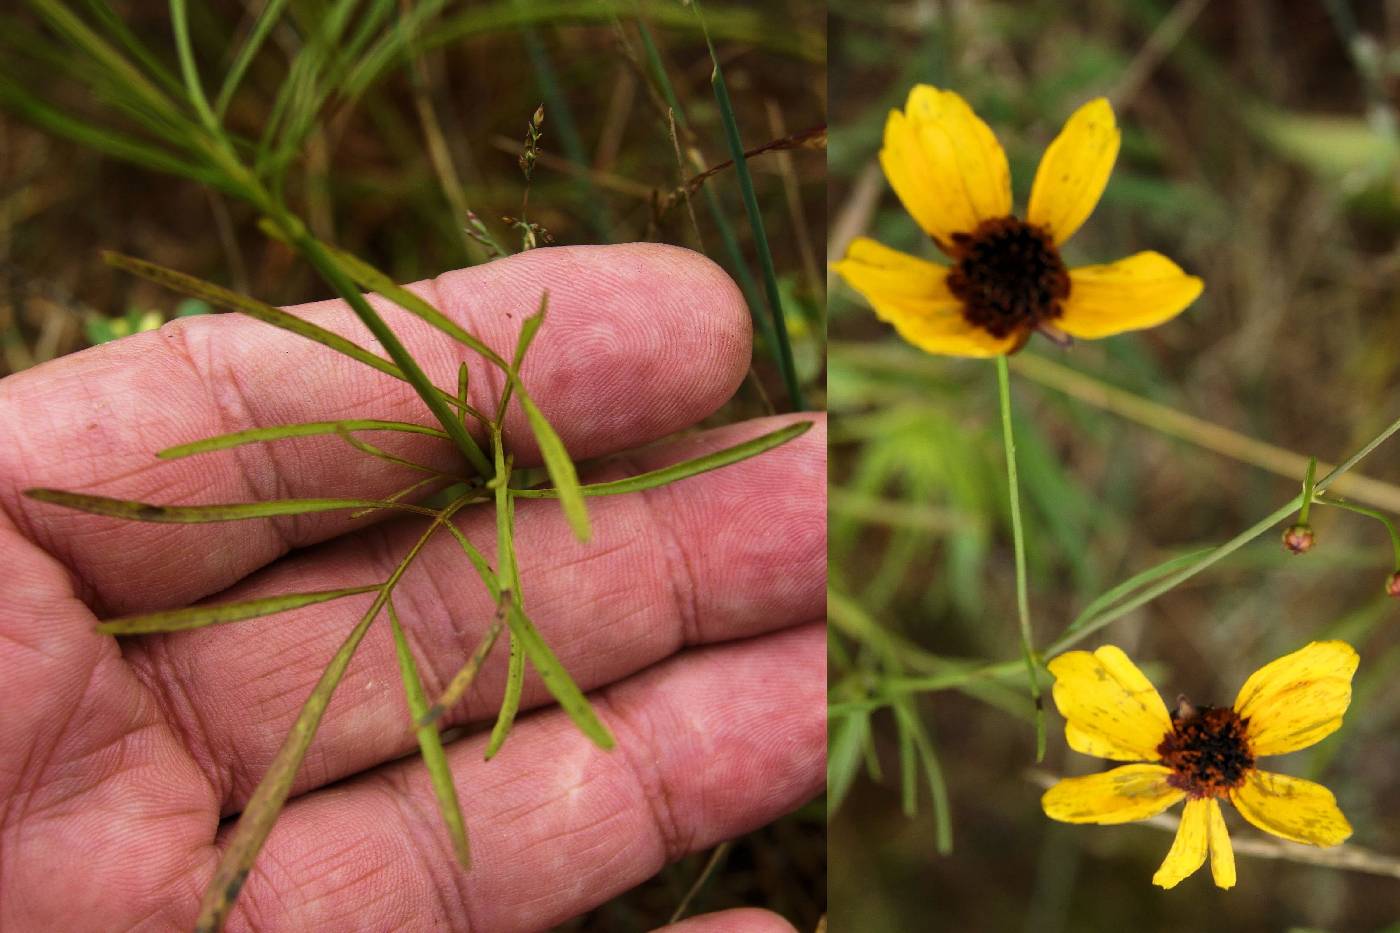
0, 244, 825, 931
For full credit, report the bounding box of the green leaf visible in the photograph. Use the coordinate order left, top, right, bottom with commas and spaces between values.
1063, 547, 1217, 635
828, 708, 869, 813
514, 421, 812, 500
196, 598, 384, 932
421, 598, 507, 727
103, 251, 407, 382
214, 0, 292, 117
893, 700, 953, 855
486, 432, 527, 757
158, 419, 449, 459
505, 601, 613, 750
387, 599, 472, 871
485, 633, 525, 759
495, 294, 548, 422
98, 585, 379, 635
24, 488, 436, 523
518, 392, 589, 541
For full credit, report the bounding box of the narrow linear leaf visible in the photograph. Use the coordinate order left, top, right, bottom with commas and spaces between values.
485, 635, 524, 759
487, 433, 526, 757
514, 421, 812, 500
286, 230, 492, 476
24, 488, 436, 523
103, 251, 474, 419
293, 234, 507, 369
632, 19, 778, 365
517, 392, 589, 540
158, 419, 449, 459
505, 600, 613, 749
196, 600, 380, 931
97, 585, 379, 635
828, 708, 870, 813
194, 488, 478, 933
495, 293, 548, 422
334, 424, 457, 477
387, 599, 472, 871
350, 475, 446, 519
440, 515, 611, 749
893, 701, 953, 855
1064, 547, 1217, 635
215, 0, 293, 117
697, 3, 804, 410
421, 597, 507, 727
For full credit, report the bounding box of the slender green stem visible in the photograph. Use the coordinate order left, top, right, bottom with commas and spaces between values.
287, 225, 492, 476
995, 356, 1044, 762
1314, 495, 1400, 570
879, 407, 1400, 701
168, 0, 218, 132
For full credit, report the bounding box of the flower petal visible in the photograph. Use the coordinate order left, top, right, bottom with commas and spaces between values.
1047, 645, 1173, 761
880, 85, 1011, 249
833, 237, 1017, 358
1230, 769, 1353, 847
1042, 764, 1183, 824
1056, 252, 1204, 339
1233, 640, 1359, 756
1152, 798, 1210, 889
1027, 97, 1120, 245
1206, 797, 1236, 889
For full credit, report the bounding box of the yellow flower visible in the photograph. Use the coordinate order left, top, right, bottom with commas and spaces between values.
833, 86, 1204, 356
1042, 641, 1358, 889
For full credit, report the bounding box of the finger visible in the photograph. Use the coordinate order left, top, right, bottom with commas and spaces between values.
0, 244, 750, 614
202, 623, 825, 933
127, 414, 826, 812
659, 909, 801, 933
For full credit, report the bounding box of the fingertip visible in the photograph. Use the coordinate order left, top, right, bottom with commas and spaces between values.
658, 908, 800, 933
432, 243, 751, 459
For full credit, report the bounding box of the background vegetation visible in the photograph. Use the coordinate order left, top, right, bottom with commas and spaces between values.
0, 1, 826, 928
828, 1, 1400, 929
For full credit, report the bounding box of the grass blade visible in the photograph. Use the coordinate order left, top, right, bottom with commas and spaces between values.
158, 419, 449, 459
694, 3, 804, 410
514, 420, 811, 500
632, 18, 777, 361
24, 488, 436, 522
387, 599, 472, 870
97, 585, 379, 635
0, 75, 226, 190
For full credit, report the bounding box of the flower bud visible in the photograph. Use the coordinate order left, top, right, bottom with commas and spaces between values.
1281, 524, 1315, 555
1386, 571, 1400, 599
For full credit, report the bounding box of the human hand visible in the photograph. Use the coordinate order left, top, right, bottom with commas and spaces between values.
0, 244, 825, 931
